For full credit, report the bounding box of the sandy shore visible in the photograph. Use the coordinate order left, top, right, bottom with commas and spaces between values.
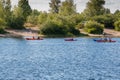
6, 29, 39, 37
80, 29, 120, 37
0, 27, 43, 38
1, 28, 120, 38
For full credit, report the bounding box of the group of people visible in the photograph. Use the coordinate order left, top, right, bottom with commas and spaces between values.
102, 37, 112, 42
102, 32, 112, 42
32, 36, 41, 39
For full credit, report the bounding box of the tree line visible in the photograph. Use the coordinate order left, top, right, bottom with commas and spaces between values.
0, 0, 120, 36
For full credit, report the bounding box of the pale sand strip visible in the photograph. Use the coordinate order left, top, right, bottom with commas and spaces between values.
0, 27, 42, 38
80, 29, 120, 37
1, 28, 120, 38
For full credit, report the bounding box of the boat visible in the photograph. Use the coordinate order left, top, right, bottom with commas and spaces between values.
26, 37, 43, 40
93, 39, 116, 42
64, 38, 77, 41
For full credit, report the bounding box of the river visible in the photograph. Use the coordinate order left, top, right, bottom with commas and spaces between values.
0, 37, 120, 80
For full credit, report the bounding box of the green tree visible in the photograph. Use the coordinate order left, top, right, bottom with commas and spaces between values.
3, 0, 12, 26
8, 0, 32, 29
1, 0, 5, 8
40, 20, 67, 35
27, 9, 40, 25
9, 6, 24, 29
83, 0, 105, 17
91, 14, 115, 28
38, 12, 48, 24
114, 10, 120, 14
0, 18, 6, 34
4, 0, 11, 16
49, 0, 61, 13
31, 9, 40, 16
0, 0, 5, 19
59, 0, 76, 15
0, 1, 6, 33
39, 14, 80, 36
0, 1, 6, 26
104, 8, 111, 14
114, 20, 120, 31
13, 6, 23, 18
84, 21, 104, 34
18, 0, 32, 20
114, 10, 120, 21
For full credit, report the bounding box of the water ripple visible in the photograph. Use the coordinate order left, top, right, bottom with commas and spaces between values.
0, 38, 120, 80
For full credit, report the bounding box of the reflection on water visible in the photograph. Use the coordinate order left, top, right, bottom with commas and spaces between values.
0, 37, 120, 80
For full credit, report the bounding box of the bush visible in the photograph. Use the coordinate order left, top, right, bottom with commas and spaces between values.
40, 20, 80, 36
0, 28, 6, 34
56, 15, 80, 35
68, 26, 80, 35
114, 20, 120, 31
114, 10, 120, 21
84, 21, 104, 34
0, 18, 6, 34
0, 18, 6, 26
9, 17, 25, 29
38, 12, 48, 24
91, 14, 115, 29
26, 9, 40, 25
39, 14, 80, 36
27, 15, 38, 25
40, 21, 67, 35
76, 22, 84, 29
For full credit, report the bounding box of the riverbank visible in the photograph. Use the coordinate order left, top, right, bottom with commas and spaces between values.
1, 28, 120, 38
80, 29, 120, 37
0, 27, 42, 38
0, 27, 87, 38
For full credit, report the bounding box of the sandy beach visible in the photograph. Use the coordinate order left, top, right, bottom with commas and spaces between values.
80, 29, 120, 37
1, 27, 120, 38
0, 27, 42, 38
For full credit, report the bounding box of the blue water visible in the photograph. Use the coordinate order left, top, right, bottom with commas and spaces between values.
0, 37, 120, 80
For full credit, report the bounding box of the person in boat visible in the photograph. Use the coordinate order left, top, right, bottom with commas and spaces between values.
104, 37, 108, 41
108, 37, 112, 42
33, 36, 35, 39
37, 36, 40, 39
103, 32, 105, 37
71, 38, 73, 40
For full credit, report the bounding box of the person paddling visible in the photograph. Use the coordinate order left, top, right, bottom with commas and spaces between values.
37, 36, 40, 39
109, 38, 111, 42
33, 36, 35, 39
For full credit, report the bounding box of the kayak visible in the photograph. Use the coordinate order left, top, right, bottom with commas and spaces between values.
26, 38, 43, 40
93, 39, 116, 42
64, 38, 77, 41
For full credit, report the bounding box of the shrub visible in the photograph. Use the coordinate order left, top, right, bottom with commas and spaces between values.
0, 28, 6, 34
91, 14, 115, 29
56, 15, 80, 35
68, 26, 80, 35
84, 21, 104, 34
114, 20, 120, 31
27, 15, 38, 25
76, 22, 84, 29
40, 21, 67, 35
40, 20, 80, 36
0, 18, 6, 34
39, 14, 80, 36
0, 18, 6, 26
38, 12, 48, 24
9, 17, 25, 29
114, 10, 120, 21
